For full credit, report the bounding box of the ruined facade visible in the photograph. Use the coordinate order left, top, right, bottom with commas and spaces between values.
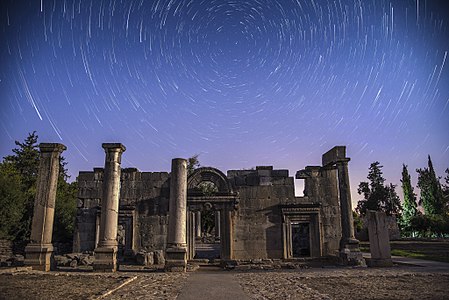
73, 146, 362, 265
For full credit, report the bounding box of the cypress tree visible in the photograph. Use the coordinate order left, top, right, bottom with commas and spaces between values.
417, 156, 444, 216
400, 164, 418, 235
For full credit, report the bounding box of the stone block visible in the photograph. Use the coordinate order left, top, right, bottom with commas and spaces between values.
93, 247, 117, 272
257, 169, 271, 177
136, 251, 154, 266
165, 247, 187, 272
154, 250, 165, 265
259, 177, 272, 186
246, 176, 260, 186
24, 244, 54, 271
367, 211, 392, 267
271, 177, 285, 185
322, 146, 346, 166
256, 166, 273, 170
234, 176, 246, 186
271, 169, 289, 177
55, 255, 70, 266
284, 177, 294, 186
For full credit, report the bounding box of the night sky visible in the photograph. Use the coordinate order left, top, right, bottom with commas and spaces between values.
1, 0, 448, 204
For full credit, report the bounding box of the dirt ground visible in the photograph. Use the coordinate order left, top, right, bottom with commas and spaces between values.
237, 270, 449, 300
1, 266, 449, 300
0, 272, 129, 300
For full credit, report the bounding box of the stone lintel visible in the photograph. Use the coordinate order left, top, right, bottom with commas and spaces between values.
39, 143, 67, 153
102, 143, 126, 152
322, 146, 349, 167
295, 166, 320, 179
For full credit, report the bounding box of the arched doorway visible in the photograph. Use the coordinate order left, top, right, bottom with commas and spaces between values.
186, 167, 238, 261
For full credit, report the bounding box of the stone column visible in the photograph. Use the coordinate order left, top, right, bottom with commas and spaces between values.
195, 211, 202, 238
220, 207, 234, 260
187, 211, 195, 260
25, 143, 66, 271
165, 158, 188, 272
336, 159, 364, 265
215, 211, 221, 240
93, 143, 126, 272
336, 159, 356, 244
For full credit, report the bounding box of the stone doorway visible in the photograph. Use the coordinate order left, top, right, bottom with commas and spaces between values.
291, 223, 311, 257
281, 204, 322, 259
192, 209, 221, 260
186, 167, 238, 262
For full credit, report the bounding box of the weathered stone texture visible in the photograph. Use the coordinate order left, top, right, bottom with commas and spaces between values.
74, 169, 170, 256
73, 146, 358, 264
228, 168, 295, 260
367, 210, 393, 267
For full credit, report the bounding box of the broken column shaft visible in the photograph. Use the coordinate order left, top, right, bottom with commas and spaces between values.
25, 143, 66, 271
93, 143, 126, 272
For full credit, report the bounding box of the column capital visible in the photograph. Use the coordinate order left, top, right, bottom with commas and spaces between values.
39, 143, 66, 153
172, 158, 187, 164
336, 158, 351, 165
102, 143, 126, 153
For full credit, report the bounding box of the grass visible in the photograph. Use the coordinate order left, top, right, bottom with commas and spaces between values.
390, 249, 449, 263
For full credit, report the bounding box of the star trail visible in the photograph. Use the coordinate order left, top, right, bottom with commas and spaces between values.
1, 0, 448, 201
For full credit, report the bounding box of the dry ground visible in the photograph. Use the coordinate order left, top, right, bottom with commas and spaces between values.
236, 269, 449, 300
1, 266, 449, 300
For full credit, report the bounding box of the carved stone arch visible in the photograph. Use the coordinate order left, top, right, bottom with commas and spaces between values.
187, 167, 232, 194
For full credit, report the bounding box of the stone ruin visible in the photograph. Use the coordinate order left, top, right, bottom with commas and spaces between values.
24, 143, 365, 272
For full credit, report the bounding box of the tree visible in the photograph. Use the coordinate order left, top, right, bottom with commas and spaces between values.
53, 180, 78, 243
417, 156, 445, 216
443, 168, 449, 212
399, 164, 419, 235
2, 132, 40, 242
187, 154, 200, 175
0, 132, 78, 246
356, 162, 402, 217
0, 162, 27, 239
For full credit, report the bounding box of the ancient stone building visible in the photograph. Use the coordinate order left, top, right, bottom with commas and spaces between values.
73, 146, 361, 264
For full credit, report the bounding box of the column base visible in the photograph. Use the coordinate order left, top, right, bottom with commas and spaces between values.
93, 246, 117, 272
339, 238, 366, 266
366, 258, 393, 267
24, 243, 54, 271
165, 247, 187, 272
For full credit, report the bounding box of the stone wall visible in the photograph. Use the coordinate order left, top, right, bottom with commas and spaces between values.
228, 166, 296, 259
0, 239, 13, 256
73, 168, 170, 255
297, 166, 341, 256
74, 153, 348, 261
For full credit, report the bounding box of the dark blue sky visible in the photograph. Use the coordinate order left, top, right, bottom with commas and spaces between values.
1, 0, 448, 203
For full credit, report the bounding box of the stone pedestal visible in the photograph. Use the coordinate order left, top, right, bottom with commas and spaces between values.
93, 143, 126, 272
24, 244, 55, 271
25, 143, 66, 271
165, 158, 188, 272
367, 211, 393, 267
